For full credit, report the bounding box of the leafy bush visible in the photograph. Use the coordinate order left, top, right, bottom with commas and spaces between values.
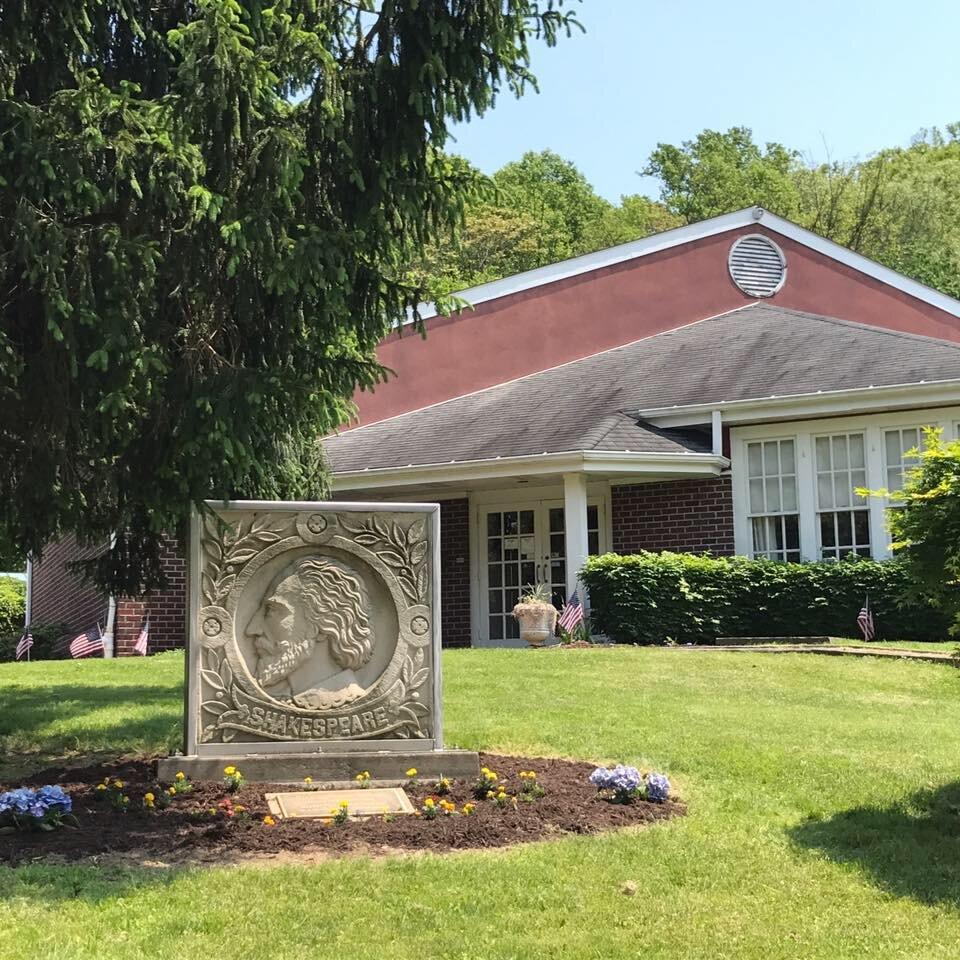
581, 552, 950, 644
0, 576, 24, 634
0, 622, 68, 661
863, 428, 960, 633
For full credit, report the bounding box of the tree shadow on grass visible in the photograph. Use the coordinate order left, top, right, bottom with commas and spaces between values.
0, 684, 183, 781
0, 861, 195, 905
790, 782, 960, 907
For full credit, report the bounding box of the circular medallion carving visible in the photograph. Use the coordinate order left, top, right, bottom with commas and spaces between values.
202, 616, 222, 637
306, 513, 327, 534
410, 615, 430, 636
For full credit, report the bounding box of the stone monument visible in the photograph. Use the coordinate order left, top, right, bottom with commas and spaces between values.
158, 500, 479, 782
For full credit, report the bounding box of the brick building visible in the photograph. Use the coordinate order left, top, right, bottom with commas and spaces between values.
28, 207, 960, 649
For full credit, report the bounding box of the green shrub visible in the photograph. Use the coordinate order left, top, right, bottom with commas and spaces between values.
580, 552, 950, 645
862, 428, 960, 633
0, 576, 25, 634
0, 622, 68, 661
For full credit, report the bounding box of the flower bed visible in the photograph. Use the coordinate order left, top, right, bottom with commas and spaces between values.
0, 753, 684, 865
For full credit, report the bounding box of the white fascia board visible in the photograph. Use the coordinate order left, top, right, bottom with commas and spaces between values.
408, 209, 757, 323
405, 206, 960, 326
756, 212, 960, 320
639, 379, 960, 428
331, 450, 728, 492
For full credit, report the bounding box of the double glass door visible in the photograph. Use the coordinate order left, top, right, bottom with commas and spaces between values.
481, 500, 601, 643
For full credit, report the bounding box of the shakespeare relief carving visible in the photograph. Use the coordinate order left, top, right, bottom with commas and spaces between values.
193, 506, 436, 745
246, 556, 372, 710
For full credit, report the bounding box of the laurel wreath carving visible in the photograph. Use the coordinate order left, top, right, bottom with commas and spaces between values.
199, 647, 240, 743
336, 513, 429, 607
392, 647, 431, 738
200, 512, 295, 607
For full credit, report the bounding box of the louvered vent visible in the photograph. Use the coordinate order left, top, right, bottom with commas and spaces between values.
728, 234, 787, 298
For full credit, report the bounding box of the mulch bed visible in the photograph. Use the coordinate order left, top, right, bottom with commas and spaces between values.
1, 753, 683, 867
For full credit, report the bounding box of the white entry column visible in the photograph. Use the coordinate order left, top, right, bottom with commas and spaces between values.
563, 472, 589, 605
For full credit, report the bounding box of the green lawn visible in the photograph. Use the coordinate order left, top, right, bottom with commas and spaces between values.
2, 648, 960, 958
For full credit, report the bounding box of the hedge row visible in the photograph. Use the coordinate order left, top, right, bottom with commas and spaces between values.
580, 552, 951, 645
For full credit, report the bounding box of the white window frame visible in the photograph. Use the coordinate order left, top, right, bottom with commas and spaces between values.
731, 407, 960, 561
882, 425, 926, 501
812, 430, 871, 560
744, 436, 801, 561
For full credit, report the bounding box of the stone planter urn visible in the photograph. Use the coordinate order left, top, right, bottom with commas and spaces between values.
513, 586, 558, 647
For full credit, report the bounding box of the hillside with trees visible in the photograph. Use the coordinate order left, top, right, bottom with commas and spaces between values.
422, 125, 960, 300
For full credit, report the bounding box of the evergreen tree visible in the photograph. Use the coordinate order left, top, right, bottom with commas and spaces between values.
0, 0, 582, 592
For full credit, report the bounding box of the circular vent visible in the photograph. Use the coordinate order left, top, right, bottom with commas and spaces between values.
728, 234, 787, 297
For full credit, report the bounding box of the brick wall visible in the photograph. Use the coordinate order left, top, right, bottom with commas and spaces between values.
439, 498, 471, 648
30, 536, 107, 636
611, 477, 735, 555
115, 535, 187, 655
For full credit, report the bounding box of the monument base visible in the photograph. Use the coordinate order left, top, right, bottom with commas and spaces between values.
157, 748, 479, 785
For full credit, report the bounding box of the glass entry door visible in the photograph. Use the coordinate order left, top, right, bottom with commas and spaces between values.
484, 505, 539, 642
481, 500, 603, 644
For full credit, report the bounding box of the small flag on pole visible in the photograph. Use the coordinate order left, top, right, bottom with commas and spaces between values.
133, 616, 149, 656
558, 590, 584, 634
70, 623, 104, 659
15, 631, 33, 661
857, 596, 876, 642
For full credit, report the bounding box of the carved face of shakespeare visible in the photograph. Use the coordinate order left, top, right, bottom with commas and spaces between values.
246, 557, 375, 689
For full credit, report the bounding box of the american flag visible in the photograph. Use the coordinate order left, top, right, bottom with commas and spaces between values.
70, 623, 104, 659
15, 631, 33, 661
857, 596, 876, 642
132, 616, 149, 656
558, 590, 584, 633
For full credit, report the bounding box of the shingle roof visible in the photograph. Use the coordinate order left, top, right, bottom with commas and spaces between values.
324, 305, 960, 474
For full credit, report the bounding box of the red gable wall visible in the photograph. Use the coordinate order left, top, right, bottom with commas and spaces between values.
354, 225, 960, 426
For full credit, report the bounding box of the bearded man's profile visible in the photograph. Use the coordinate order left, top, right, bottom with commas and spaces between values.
245, 556, 375, 709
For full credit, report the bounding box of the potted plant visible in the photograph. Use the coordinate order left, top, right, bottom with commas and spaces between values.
513, 584, 558, 647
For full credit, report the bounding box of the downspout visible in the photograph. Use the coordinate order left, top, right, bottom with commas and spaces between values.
24, 557, 32, 628
101, 533, 117, 658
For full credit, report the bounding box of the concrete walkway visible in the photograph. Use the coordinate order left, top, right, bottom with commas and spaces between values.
681, 644, 958, 665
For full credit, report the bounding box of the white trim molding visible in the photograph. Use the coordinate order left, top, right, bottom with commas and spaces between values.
640, 379, 960, 428
409, 206, 960, 325
731, 406, 960, 562
332, 449, 728, 493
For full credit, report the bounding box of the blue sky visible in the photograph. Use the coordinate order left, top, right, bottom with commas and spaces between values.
450, 0, 960, 201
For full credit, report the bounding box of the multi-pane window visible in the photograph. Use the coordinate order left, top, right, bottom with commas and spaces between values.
746, 439, 800, 561
884, 427, 923, 495
815, 433, 871, 559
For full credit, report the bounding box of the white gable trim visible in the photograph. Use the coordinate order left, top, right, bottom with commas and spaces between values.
411, 206, 960, 323
639, 379, 960, 428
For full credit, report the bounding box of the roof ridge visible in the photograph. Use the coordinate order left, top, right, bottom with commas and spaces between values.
577, 412, 638, 450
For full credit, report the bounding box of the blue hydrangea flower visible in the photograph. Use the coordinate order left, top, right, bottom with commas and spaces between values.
0, 787, 35, 815
36, 785, 72, 814
645, 772, 671, 803
608, 765, 642, 793
588, 767, 611, 788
